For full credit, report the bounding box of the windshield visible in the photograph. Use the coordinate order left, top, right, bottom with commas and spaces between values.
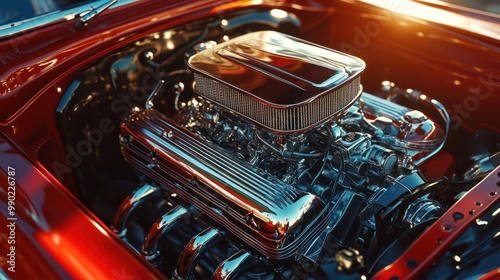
0, 0, 96, 26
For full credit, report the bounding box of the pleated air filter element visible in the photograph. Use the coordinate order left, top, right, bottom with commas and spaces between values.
188, 31, 365, 133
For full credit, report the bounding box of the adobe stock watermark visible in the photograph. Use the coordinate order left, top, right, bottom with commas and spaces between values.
449, 74, 499, 130
339, 0, 406, 55
51, 65, 164, 181
4, 20, 41, 63
5, 166, 17, 274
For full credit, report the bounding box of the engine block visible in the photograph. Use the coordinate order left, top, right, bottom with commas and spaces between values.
120, 109, 330, 260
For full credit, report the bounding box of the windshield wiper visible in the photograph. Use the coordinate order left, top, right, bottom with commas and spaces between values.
76, 0, 118, 28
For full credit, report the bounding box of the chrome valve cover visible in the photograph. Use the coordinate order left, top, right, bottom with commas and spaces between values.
120, 108, 330, 260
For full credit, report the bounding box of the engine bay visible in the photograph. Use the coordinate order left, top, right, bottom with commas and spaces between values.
53, 8, 500, 280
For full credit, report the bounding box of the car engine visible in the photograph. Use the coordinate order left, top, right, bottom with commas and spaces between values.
54, 11, 498, 279
115, 30, 449, 278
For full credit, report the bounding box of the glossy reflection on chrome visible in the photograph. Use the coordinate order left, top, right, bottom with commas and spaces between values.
172, 227, 223, 280
211, 250, 256, 280
111, 183, 161, 237
188, 31, 365, 133
142, 205, 190, 266
120, 109, 330, 260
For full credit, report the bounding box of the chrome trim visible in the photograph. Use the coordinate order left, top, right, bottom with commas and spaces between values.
111, 183, 161, 237
142, 205, 189, 266
0, 0, 137, 38
211, 250, 256, 280
172, 227, 223, 280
